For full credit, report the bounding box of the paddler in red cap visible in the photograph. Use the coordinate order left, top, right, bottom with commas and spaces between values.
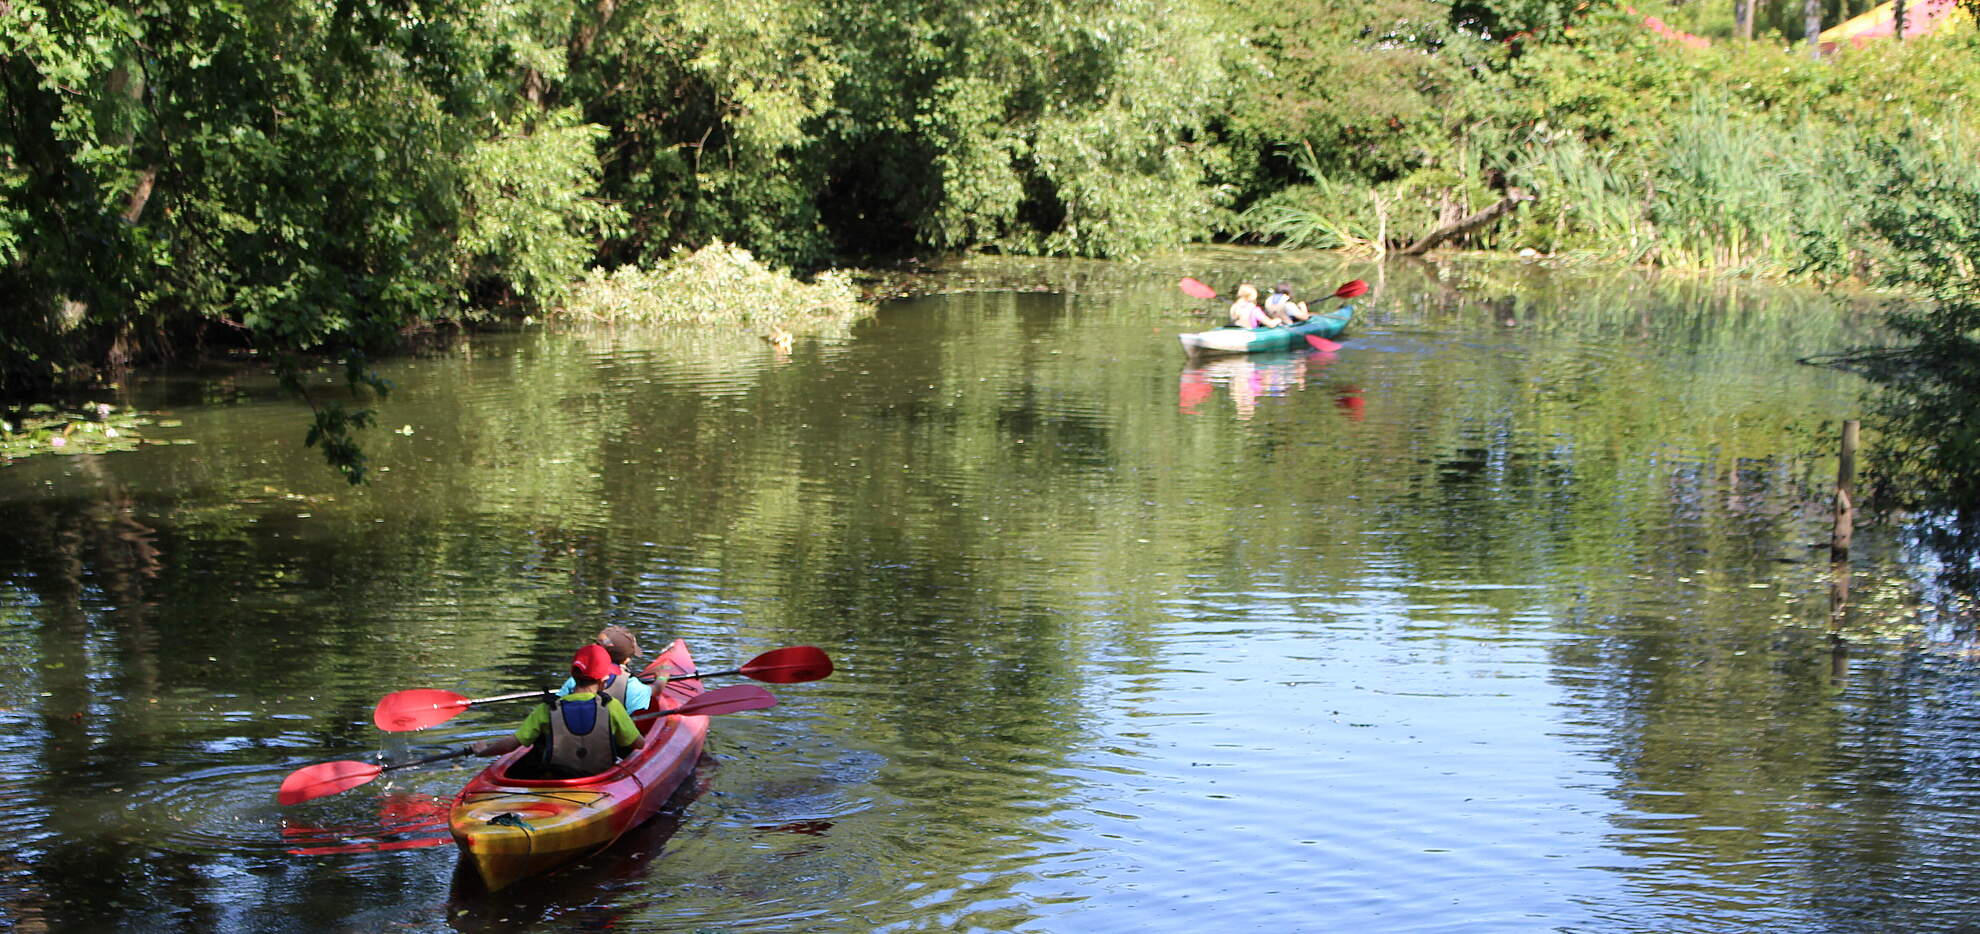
471, 644, 645, 778
556, 625, 652, 714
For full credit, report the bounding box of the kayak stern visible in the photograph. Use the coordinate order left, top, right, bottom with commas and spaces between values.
450, 791, 613, 891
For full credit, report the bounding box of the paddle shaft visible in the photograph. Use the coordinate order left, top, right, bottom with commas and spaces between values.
456, 668, 742, 700
644, 665, 745, 683
476, 646, 827, 694
466, 688, 556, 706
387, 746, 476, 773
446, 670, 720, 708
1181, 278, 1367, 304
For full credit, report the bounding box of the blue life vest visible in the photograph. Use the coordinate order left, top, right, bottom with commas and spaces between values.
538, 694, 619, 777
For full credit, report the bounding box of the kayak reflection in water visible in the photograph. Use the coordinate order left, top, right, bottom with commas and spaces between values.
1178, 350, 1316, 419
470, 645, 646, 779
1179, 349, 1366, 422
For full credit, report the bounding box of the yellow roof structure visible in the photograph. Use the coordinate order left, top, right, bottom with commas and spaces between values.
1820, 0, 1970, 49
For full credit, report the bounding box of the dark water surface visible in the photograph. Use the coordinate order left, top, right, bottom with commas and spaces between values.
2, 255, 1974, 933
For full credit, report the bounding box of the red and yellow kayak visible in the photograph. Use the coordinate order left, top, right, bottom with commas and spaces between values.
448, 638, 708, 891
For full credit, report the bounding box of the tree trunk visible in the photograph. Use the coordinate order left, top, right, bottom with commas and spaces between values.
1894, 0, 1906, 39
570, 0, 622, 57
121, 168, 157, 223
1805, 0, 1824, 55
1735, 0, 1755, 39
106, 63, 158, 223
1399, 188, 1534, 255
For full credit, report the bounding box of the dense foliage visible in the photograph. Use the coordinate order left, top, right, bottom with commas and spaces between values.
1239, 11, 1980, 275
0, 0, 614, 478
1805, 134, 1980, 551
6, 0, 1980, 496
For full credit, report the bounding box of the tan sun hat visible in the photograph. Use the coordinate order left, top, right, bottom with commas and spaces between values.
597, 626, 642, 664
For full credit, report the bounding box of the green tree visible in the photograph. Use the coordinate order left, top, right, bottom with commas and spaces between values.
567, 0, 1234, 265
1821, 136, 1980, 521
0, 0, 617, 480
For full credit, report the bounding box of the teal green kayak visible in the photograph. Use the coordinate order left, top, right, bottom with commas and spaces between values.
1179, 306, 1353, 356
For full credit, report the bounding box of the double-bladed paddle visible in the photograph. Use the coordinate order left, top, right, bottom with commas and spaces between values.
1177, 277, 1368, 304
371, 645, 832, 732
279, 684, 781, 805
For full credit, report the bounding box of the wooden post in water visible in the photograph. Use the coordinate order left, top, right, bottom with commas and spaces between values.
1829, 560, 1851, 684
1829, 419, 1858, 685
1832, 420, 1858, 560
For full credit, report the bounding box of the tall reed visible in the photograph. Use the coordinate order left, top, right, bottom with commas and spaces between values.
1235, 145, 1385, 252
1236, 90, 1973, 282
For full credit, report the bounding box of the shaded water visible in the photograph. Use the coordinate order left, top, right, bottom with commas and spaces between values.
1, 254, 1973, 933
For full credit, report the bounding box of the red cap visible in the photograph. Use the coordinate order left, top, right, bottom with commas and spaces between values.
571, 644, 617, 682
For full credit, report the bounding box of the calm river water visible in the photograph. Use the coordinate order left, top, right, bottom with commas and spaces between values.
1, 254, 1974, 933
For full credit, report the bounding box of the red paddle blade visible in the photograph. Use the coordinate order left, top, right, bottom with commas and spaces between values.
372, 689, 472, 732
739, 646, 833, 683
1179, 277, 1218, 300
1307, 336, 1342, 352
279, 760, 385, 805
1333, 279, 1369, 299
669, 684, 779, 717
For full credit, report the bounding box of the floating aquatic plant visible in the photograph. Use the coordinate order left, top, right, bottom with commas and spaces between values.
0, 402, 152, 463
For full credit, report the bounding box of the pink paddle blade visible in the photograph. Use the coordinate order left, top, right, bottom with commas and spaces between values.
279, 760, 384, 806
669, 684, 779, 717
737, 646, 834, 683
1179, 277, 1218, 300
1333, 279, 1369, 299
372, 688, 471, 732
1307, 336, 1342, 352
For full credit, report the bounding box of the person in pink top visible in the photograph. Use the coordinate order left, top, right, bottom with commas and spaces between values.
1227, 283, 1280, 329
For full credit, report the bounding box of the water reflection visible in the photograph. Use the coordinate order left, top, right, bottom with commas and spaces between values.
0, 257, 1968, 933
1177, 348, 1363, 421
281, 792, 451, 856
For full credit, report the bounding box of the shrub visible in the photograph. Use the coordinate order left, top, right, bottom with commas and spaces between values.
558, 242, 870, 333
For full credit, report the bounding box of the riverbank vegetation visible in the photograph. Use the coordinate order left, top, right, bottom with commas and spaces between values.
11, 0, 1975, 384
1802, 135, 1980, 563
6, 0, 1980, 494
